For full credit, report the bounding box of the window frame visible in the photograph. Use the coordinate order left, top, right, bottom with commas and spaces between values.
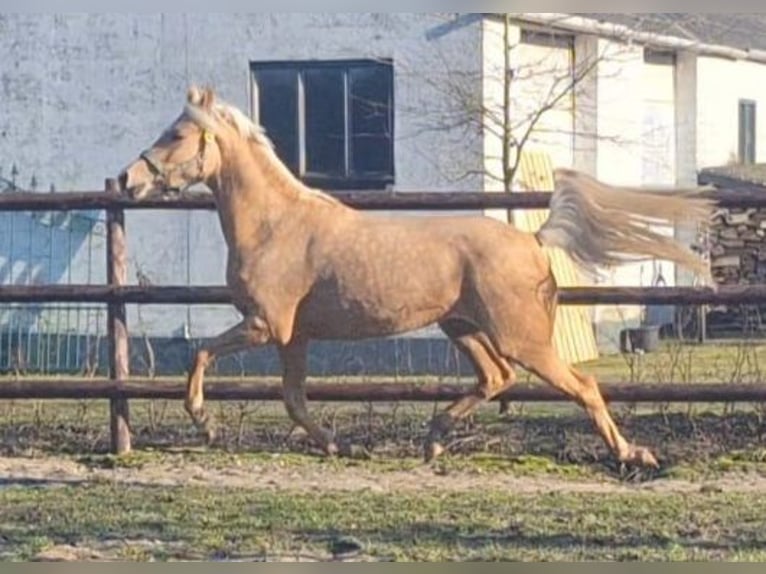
250, 58, 395, 191
739, 98, 757, 165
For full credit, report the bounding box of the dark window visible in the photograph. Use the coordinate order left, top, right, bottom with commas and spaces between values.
739, 99, 756, 164
252, 59, 394, 190
644, 48, 676, 66
520, 28, 574, 49
254, 68, 299, 170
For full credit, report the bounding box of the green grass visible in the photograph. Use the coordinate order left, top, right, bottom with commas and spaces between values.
2, 482, 766, 561
5, 340, 766, 385
577, 340, 766, 384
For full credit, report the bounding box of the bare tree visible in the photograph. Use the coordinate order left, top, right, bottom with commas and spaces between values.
406, 15, 648, 193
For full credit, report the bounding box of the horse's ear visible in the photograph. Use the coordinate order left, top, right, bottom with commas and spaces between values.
187, 85, 203, 106
186, 85, 215, 109
199, 86, 216, 110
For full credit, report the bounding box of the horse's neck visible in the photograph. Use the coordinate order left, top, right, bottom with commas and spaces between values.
211, 140, 312, 251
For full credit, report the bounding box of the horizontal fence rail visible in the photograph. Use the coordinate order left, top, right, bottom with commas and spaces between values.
1, 284, 766, 305
1, 379, 765, 403
0, 187, 765, 211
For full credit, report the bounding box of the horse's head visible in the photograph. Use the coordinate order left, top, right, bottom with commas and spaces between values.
118, 86, 223, 200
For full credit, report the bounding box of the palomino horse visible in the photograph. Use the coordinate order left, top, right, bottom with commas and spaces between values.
118, 86, 715, 468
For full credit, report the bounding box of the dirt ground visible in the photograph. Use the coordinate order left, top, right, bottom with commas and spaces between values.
2, 400, 766, 495
2, 450, 766, 495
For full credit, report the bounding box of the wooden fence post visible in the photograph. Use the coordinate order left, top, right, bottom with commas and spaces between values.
105, 178, 131, 454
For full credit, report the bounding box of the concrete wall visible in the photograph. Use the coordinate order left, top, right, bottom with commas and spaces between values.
0, 13, 485, 347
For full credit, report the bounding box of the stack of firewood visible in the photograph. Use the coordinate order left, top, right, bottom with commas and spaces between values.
709, 207, 766, 284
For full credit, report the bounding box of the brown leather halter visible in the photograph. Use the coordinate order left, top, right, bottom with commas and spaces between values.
139, 130, 214, 189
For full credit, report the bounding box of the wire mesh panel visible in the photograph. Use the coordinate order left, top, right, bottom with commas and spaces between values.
0, 173, 107, 375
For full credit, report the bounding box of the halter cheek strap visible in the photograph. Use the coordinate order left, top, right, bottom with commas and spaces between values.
140, 129, 214, 187
139, 150, 166, 177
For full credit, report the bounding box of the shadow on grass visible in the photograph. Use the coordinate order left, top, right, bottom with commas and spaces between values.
9, 516, 766, 561
292, 521, 766, 560
0, 477, 88, 488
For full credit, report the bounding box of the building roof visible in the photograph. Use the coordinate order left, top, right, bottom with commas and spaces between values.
574, 13, 766, 53
510, 13, 766, 63
699, 164, 766, 190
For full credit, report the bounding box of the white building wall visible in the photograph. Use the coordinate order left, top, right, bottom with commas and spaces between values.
595, 40, 644, 190
573, 34, 599, 176
641, 54, 677, 188
672, 50, 700, 293
480, 17, 515, 198
480, 18, 574, 219
697, 55, 766, 168
511, 31, 575, 171
0, 13, 485, 338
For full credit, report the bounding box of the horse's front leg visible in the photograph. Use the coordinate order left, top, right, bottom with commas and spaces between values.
186, 315, 271, 442
277, 338, 336, 455
278, 339, 368, 458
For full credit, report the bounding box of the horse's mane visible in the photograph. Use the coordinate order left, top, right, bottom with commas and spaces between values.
184, 100, 275, 150
183, 93, 341, 206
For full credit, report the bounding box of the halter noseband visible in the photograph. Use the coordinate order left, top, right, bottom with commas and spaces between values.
139, 130, 215, 188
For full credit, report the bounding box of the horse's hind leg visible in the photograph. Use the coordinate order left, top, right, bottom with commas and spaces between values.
517, 345, 658, 468
425, 319, 516, 461
277, 338, 338, 456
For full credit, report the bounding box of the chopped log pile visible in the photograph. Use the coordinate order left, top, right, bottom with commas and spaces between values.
708, 206, 766, 334
709, 207, 766, 284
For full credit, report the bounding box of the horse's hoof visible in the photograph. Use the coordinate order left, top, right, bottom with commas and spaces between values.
338, 442, 371, 460
190, 411, 217, 446
204, 426, 217, 446
424, 441, 445, 462
620, 444, 659, 469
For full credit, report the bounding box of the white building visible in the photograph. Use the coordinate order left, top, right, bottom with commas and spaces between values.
0, 13, 764, 373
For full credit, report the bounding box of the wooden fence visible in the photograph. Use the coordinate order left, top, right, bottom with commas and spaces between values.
3, 179, 766, 454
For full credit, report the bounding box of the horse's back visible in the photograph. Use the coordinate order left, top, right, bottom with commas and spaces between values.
329, 209, 549, 275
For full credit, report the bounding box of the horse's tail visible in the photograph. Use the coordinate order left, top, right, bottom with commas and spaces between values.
534, 168, 716, 286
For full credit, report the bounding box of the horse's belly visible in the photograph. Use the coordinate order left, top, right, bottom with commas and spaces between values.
297, 281, 455, 340
296, 227, 466, 339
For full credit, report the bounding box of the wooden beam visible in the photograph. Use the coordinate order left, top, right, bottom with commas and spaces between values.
1, 186, 765, 211
1, 284, 766, 305
0, 190, 550, 211
0, 379, 764, 403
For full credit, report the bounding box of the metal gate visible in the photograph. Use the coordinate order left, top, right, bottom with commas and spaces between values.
0, 168, 107, 374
